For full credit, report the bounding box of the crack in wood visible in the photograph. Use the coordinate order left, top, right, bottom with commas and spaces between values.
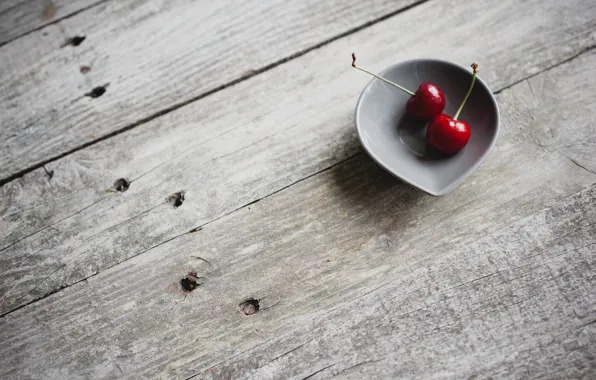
562, 154, 596, 176
493, 44, 596, 96
260, 342, 307, 366
300, 362, 339, 379
0, 195, 109, 253
338, 358, 385, 374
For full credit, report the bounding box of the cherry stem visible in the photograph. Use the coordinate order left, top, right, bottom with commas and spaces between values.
351, 53, 416, 96
453, 63, 479, 120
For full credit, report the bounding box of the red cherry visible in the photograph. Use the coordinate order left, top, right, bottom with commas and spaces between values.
427, 114, 471, 154
405, 83, 446, 120
351, 54, 444, 120
426, 63, 479, 154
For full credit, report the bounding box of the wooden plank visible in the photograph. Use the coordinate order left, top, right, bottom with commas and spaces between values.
0, 0, 103, 46
0, 43, 595, 379
1, 0, 596, 315
199, 185, 596, 380
0, 0, 420, 180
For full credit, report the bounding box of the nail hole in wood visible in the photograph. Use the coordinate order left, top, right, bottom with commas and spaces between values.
166, 191, 185, 208
85, 85, 107, 99
180, 272, 200, 292
61, 35, 86, 47
80, 65, 91, 74
239, 298, 260, 315
112, 178, 129, 192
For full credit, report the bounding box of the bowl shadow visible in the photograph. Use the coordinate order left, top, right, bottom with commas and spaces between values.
324, 126, 429, 234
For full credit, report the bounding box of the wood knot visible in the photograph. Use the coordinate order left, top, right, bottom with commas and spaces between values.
85, 84, 108, 99
239, 298, 260, 315
112, 178, 129, 192
180, 272, 200, 292
61, 35, 86, 47
166, 191, 185, 208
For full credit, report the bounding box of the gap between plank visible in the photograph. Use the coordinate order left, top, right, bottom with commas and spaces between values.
0, 0, 111, 48
0, 0, 430, 188
493, 44, 596, 95
1, 42, 595, 319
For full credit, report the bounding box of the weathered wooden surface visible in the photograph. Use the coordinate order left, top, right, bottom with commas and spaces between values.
199, 185, 596, 380
0, 0, 419, 180
0, 0, 103, 45
1, 0, 595, 316
0, 38, 595, 380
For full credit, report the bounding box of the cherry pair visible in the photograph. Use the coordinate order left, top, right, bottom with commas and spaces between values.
352, 54, 478, 154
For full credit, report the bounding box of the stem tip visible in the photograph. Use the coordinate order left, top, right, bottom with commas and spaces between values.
453, 62, 479, 120
350, 53, 416, 96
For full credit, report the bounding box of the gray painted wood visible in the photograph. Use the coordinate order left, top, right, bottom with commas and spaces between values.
0, 0, 419, 180
1, 0, 596, 316
0, 40, 595, 380
199, 184, 596, 380
0, 0, 103, 45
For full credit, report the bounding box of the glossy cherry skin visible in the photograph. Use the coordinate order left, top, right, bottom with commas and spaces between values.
405, 82, 446, 120
427, 114, 471, 154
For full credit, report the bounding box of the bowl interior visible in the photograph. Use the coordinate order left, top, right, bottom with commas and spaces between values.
355, 59, 499, 195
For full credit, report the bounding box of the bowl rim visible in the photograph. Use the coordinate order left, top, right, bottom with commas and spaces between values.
354, 58, 501, 196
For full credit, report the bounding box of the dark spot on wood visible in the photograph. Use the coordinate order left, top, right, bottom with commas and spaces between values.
239, 298, 260, 315
70, 35, 86, 46
242, 69, 258, 78
42, 1, 55, 20
188, 226, 202, 233
42, 32, 49, 36
80, 66, 91, 74
85, 84, 108, 99
43, 166, 54, 180
180, 272, 200, 292
61, 35, 86, 47
166, 191, 185, 208
112, 178, 129, 192
326, 259, 331, 262
191, 256, 211, 266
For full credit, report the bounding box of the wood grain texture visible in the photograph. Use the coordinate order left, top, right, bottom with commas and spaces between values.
0, 0, 419, 180
199, 185, 596, 380
0, 0, 103, 45
0, 42, 595, 380
1, 0, 596, 315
